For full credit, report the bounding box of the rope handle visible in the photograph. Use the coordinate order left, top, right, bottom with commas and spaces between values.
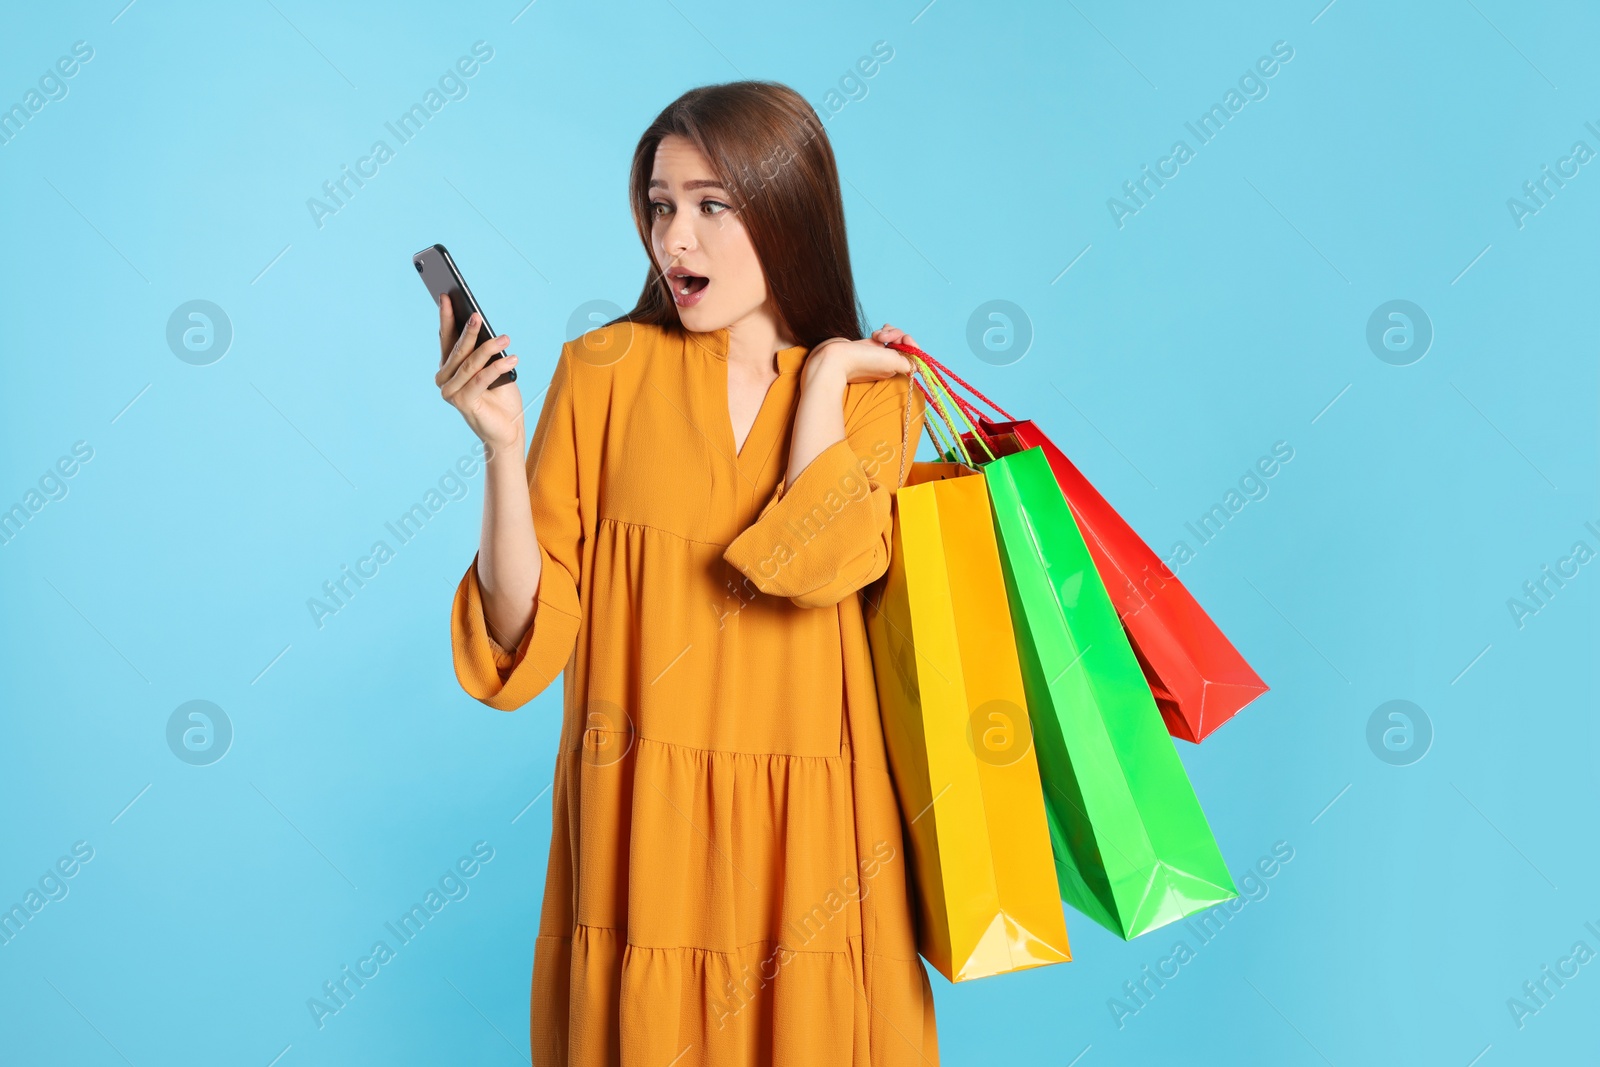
913, 355, 983, 463
917, 348, 1016, 424
887, 343, 1004, 461
895, 356, 966, 485
911, 377, 964, 467
891, 343, 1016, 424
889, 343, 1010, 485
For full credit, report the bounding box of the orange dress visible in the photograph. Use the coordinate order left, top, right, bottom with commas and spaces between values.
449, 322, 938, 1066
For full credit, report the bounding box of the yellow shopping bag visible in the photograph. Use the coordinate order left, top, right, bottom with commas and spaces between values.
864, 452, 1072, 983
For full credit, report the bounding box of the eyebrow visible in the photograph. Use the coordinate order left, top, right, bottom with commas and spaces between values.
647, 179, 726, 191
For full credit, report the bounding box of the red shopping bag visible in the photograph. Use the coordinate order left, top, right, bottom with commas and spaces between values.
889, 344, 1268, 743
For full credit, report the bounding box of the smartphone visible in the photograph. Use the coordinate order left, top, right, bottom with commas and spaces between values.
413, 243, 516, 389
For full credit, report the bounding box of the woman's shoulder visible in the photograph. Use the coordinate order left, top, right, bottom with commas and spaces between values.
559, 318, 675, 376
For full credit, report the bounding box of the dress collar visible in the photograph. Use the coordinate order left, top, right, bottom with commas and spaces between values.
685, 326, 811, 375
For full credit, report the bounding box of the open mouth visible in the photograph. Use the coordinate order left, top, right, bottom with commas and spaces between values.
667, 267, 710, 303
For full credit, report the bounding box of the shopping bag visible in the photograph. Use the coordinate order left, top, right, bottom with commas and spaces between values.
986, 446, 1238, 939
902, 351, 1238, 940
862, 367, 1071, 982
895, 345, 1268, 743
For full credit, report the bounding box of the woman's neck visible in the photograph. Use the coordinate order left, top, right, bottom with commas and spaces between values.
724, 304, 798, 372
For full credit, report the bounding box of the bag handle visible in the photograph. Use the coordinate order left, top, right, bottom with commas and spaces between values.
889, 343, 1003, 449
893, 355, 963, 485
889, 344, 1005, 464
915, 355, 982, 462
893, 344, 1016, 424
889, 344, 1006, 484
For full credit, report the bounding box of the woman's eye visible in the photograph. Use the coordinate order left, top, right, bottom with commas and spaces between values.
649, 200, 670, 217
702, 199, 729, 215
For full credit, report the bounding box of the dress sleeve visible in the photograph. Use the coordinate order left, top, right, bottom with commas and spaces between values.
450, 345, 585, 711
723, 373, 926, 610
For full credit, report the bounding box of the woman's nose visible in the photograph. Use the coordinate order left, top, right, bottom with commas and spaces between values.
661, 215, 695, 257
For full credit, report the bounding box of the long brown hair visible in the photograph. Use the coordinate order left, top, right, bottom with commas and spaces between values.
611, 80, 868, 348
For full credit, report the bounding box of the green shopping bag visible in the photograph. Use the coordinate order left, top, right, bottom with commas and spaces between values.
984, 445, 1237, 939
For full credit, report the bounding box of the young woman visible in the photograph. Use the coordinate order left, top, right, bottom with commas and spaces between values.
437, 80, 937, 1065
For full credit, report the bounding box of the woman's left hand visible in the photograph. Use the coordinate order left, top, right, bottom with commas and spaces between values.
807, 323, 919, 387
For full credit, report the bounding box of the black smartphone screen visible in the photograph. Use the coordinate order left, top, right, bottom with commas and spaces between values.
413, 243, 516, 388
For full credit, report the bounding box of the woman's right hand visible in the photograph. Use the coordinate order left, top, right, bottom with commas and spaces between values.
435, 294, 524, 456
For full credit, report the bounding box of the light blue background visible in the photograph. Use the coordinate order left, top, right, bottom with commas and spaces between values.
2, 1, 1595, 1064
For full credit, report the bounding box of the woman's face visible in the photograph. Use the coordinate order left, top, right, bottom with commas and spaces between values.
648, 133, 775, 337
